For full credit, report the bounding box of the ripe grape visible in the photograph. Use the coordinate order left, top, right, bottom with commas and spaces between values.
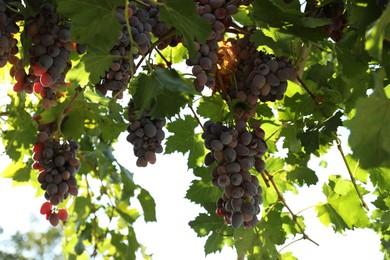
57, 209, 69, 222
231, 212, 244, 229
40, 201, 53, 215
48, 212, 59, 226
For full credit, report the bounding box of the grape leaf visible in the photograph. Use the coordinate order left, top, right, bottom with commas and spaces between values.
345, 155, 368, 183
1, 159, 31, 182
204, 232, 224, 255
56, 0, 122, 53
137, 188, 156, 222
369, 167, 390, 192
69, 48, 115, 86
287, 166, 318, 186
197, 94, 229, 123
259, 204, 287, 245
316, 176, 370, 232
297, 128, 319, 154
132, 68, 194, 118
165, 115, 206, 168
159, 0, 211, 57
349, 87, 390, 168
116, 201, 140, 224
61, 109, 86, 140
189, 213, 226, 237
120, 165, 136, 201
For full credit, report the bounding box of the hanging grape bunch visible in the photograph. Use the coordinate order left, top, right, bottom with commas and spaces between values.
32, 122, 80, 226
126, 100, 166, 167
0, 0, 19, 67
10, 3, 73, 109
95, 3, 156, 98
187, 0, 240, 92
202, 120, 266, 229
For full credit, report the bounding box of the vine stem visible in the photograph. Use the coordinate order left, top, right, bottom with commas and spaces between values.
264, 123, 285, 142
278, 237, 304, 253
189, 105, 205, 131
335, 137, 369, 210
155, 47, 172, 68
263, 170, 320, 247
296, 75, 319, 106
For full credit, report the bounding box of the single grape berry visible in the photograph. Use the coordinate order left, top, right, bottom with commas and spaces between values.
58, 208, 69, 222
40, 201, 52, 215
48, 212, 60, 226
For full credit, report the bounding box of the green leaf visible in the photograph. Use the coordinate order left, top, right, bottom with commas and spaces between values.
369, 167, 390, 192
120, 166, 136, 201
165, 115, 206, 168
74, 197, 91, 219
56, 0, 122, 53
345, 155, 368, 183
197, 94, 229, 123
349, 87, 390, 168
189, 213, 226, 237
155, 43, 187, 65
116, 202, 140, 224
365, 4, 390, 60
132, 68, 194, 118
297, 128, 319, 154
259, 204, 287, 245
204, 232, 224, 255
61, 110, 86, 140
280, 124, 301, 153
300, 17, 331, 28
137, 188, 156, 222
159, 0, 211, 57
1, 159, 31, 182
316, 176, 370, 232
287, 166, 318, 186
69, 48, 115, 86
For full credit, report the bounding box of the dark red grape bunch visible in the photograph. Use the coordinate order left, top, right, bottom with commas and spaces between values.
0, 0, 19, 67
9, 3, 73, 109
202, 120, 266, 229
307, 1, 347, 42
126, 101, 166, 167
186, 0, 239, 92
40, 201, 69, 227
95, 4, 155, 98
25, 3, 73, 87
32, 124, 80, 207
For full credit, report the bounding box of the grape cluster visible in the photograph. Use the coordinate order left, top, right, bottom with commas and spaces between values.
9, 3, 72, 109
307, 1, 347, 42
95, 4, 155, 98
187, 0, 239, 92
202, 120, 266, 229
217, 37, 297, 120
32, 124, 80, 207
0, 0, 19, 67
126, 101, 166, 167
25, 3, 73, 87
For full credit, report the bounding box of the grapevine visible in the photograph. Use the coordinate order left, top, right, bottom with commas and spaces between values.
0, 0, 388, 259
